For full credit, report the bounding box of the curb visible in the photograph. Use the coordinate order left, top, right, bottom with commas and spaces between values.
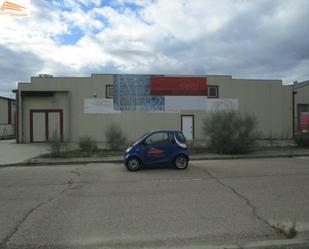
191, 152, 309, 161
1, 153, 309, 168
241, 238, 309, 249
134, 239, 309, 249
0, 159, 124, 168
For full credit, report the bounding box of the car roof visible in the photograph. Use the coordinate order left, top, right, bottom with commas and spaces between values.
148, 130, 183, 133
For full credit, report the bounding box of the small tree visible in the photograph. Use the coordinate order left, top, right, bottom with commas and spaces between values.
202, 110, 259, 154
49, 130, 66, 157
78, 136, 98, 154
105, 123, 127, 150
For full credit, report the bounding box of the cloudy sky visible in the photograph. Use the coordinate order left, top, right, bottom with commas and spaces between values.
0, 0, 309, 98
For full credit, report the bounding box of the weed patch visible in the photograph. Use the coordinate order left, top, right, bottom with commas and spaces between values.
202, 110, 259, 154
272, 221, 297, 239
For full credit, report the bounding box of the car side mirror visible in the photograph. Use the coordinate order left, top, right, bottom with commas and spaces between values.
171, 139, 176, 144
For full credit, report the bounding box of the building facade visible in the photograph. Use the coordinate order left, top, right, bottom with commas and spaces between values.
293, 80, 309, 132
0, 96, 16, 139
16, 74, 293, 144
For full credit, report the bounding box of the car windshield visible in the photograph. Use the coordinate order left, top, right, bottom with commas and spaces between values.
133, 132, 150, 146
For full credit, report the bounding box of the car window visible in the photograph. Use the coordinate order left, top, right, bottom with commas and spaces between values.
168, 132, 174, 142
175, 132, 186, 143
145, 132, 168, 145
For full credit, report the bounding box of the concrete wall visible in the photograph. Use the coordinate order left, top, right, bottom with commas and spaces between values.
0, 98, 8, 125
18, 74, 293, 144
208, 76, 293, 139
0, 97, 16, 139
21, 92, 69, 142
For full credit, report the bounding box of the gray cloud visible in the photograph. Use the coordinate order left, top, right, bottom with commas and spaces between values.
0, 45, 44, 98
1, 0, 309, 98
148, 0, 309, 82
0, 45, 84, 98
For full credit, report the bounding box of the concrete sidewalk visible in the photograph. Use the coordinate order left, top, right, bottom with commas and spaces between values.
0, 139, 49, 165
2, 146, 309, 167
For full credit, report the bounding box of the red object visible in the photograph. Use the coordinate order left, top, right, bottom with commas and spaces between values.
148, 147, 164, 155
300, 112, 309, 131
150, 76, 207, 96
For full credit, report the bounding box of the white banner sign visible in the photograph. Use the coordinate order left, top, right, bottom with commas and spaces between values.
206, 99, 239, 111
84, 98, 120, 113
165, 97, 239, 111
165, 96, 206, 111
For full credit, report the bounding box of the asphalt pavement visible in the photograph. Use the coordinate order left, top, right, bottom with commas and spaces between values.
0, 157, 309, 248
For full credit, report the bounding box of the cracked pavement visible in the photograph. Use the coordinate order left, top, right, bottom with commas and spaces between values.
0, 157, 309, 248
201, 167, 280, 236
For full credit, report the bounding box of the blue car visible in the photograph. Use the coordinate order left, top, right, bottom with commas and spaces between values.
124, 130, 189, 171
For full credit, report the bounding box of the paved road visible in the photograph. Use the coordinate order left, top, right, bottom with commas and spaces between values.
0, 158, 309, 249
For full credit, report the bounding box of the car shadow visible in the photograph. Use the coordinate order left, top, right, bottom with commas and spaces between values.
141, 163, 176, 171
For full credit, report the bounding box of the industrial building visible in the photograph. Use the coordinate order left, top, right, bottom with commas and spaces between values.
293, 80, 309, 132
15, 74, 293, 144
0, 96, 16, 139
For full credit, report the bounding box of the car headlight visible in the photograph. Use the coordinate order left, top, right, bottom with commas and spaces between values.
126, 147, 132, 153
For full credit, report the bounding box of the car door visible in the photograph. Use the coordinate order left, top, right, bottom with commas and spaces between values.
141, 132, 171, 165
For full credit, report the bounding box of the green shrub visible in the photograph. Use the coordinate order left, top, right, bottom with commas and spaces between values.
295, 133, 309, 147
202, 110, 259, 154
105, 124, 127, 150
78, 136, 98, 153
49, 131, 66, 157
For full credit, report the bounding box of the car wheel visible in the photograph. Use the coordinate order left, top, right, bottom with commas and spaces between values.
126, 157, 141, 171
174, 155, 188, 170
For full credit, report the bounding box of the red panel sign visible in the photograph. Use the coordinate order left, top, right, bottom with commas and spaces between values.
148, 147, 164, 155
150, 76, 207, 96
300, 112, 309, 130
